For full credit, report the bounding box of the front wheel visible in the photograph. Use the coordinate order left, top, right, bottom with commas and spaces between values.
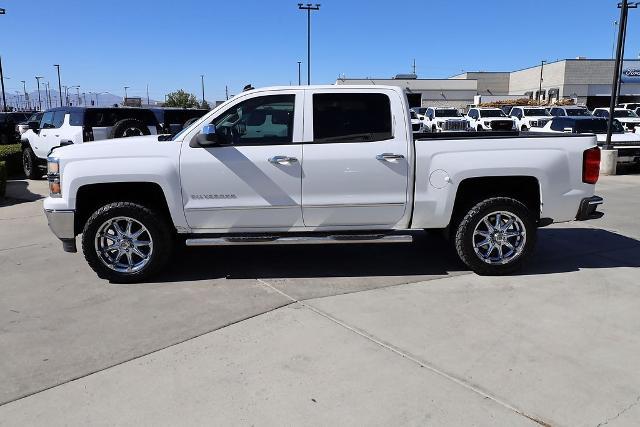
454, 197, 536, 275
81, 202, 173, 283
22, 145, 41, 179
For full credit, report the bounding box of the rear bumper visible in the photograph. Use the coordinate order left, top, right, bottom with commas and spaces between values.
575, 196, 604, 221
44, 209, 77, 252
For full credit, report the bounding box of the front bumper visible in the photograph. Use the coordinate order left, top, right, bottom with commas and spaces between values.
575, 196, 604, 221
44, 209, 77, 252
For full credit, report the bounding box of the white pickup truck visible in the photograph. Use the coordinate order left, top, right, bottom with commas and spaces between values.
43, 85, 603, 283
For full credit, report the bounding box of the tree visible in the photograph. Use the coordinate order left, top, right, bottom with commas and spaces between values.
200, 100, 210, 109
164, 90, 199, 108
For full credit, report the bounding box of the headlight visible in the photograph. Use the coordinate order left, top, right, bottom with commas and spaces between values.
47, 157, 61, 197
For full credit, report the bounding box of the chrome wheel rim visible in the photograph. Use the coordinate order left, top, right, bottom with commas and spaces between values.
94, 216, 153, 273
472, 211, 526, 265
23, 150, 32, 174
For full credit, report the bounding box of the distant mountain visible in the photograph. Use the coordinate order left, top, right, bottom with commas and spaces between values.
1, 89, 159, 110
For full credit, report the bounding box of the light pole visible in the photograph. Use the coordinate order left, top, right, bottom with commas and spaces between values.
21, 80, 30, 110
35, 76, 43, 110
124, 86, 129, 101
606, 0, 638, 151
146, 83, 150, 105
297, 61, 302, 85
200, 75, 205, 105
612, 21, 619, 59
537, 60, 546, 103
0, 56, 6, 112
53, 64, 62, 107
298, 3, 320, 85
45, 82, 52, 108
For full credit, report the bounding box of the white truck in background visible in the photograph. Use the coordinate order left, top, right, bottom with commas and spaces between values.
423, 107, 470, 132
43, 85, 603, 282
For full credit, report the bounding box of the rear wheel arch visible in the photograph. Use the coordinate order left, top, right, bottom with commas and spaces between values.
449, 176, 541, 231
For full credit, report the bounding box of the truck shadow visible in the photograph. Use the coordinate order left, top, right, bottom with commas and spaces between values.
157, 227, 640, 282
0, 180, 45, 207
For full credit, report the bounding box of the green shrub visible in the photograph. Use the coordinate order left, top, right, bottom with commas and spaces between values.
0, 144, 22, 177
0, 161, 6, 198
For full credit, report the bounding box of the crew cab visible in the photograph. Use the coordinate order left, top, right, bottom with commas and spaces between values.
423, 107, 469, 132
21, 107, 159, 179
43, 85, 603, 283
592, 108, 640, 132
466, 107, 516, 131
530, 116, 640, 165
509, 106, 552, 131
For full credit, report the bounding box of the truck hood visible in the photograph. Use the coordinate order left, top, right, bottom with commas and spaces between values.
50, 135, 179, 161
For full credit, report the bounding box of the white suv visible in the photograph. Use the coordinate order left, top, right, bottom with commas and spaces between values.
21, 107, 159, 179
509, 106, 552, 131
466, 107, 516, 131
423, 107, 469, 132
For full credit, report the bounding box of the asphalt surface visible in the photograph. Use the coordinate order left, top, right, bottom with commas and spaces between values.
1, 172, 639, 426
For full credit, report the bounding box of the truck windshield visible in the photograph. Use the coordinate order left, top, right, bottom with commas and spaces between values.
435, 109, 461, 117
574, 119, 624, 134
523, 108, 550, 116
614, 110, 638, 118
479, 110, 506, 118
565, 108, 591, 116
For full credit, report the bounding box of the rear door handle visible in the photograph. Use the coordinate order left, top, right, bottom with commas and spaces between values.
376, 153, 405, 162
269, 155, 298, 165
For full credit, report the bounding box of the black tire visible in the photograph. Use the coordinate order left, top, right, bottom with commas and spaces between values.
476, 125, 483, 132
81, 202, 173, 283
22, 145, 41, 179
108, 118, 151, 139
521, 125, 528, 132
454, 197, 536, 276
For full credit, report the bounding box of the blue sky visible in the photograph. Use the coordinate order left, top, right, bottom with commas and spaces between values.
1, 0, 638, 101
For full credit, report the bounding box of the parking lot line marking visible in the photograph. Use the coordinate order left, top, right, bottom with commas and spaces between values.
257, 278, 551, 426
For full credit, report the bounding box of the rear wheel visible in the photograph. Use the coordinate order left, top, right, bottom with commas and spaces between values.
521, 125, 529, 132
454, 197, 536, 275
81, 202, 173, 283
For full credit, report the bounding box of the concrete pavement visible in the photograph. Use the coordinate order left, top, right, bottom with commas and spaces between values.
1, 174, 639, 425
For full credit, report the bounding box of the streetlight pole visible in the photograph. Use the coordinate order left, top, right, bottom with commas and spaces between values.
21, 80, 30, 110
200, 75, 205, 105
46, 82, 52, 108
35, 76, 43, 111
0, 57, 7, 112
53, 64, 62, 107
297, 61, 302, 85
124, 86, 129, 102
146, 84, 150, 105
298, 3, 320, 85
605, 0, 637, 151
537, 60, 546, 103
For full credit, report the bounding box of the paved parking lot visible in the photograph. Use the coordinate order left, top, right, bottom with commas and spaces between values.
1, 173, 639, 426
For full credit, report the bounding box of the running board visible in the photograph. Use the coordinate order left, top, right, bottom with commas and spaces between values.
185, 234, 413, 247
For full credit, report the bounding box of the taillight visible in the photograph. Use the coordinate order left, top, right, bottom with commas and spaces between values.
582, 147, 601, 184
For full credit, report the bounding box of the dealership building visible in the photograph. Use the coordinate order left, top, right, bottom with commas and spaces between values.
336, 58, 640, 109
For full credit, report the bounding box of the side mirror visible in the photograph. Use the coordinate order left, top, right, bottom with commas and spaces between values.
28, 121, 39, 131
194, 124, 220, 147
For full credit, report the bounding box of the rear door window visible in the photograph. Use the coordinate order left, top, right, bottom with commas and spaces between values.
312, 93, 392, 143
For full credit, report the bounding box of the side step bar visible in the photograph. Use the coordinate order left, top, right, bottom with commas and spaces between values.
185, 234, 413, 247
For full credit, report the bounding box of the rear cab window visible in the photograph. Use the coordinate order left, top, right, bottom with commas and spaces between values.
312, 93, 392, 143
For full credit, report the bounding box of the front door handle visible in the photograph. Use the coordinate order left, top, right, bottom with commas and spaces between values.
269, 155, 298, 165
376, 153, 405, 162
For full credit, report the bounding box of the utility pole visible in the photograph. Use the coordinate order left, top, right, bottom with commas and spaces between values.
537, 60, 546, 103
0, 56, 6, 112
35, 76, 43, 110
225, 85, 229, 100
412, 59, 416, 75
616, 4, 632, 106
297, 61, 302, 85
146, 83, 150, 105
612, 21, 619, 59
298, 3, 321, 85
124, 86, 129, 102
200, 75, 205, 105
606, 0, 638, 152
53, 64, 62, 107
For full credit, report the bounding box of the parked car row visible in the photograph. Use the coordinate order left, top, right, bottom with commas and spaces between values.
20, 106, 208, 178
